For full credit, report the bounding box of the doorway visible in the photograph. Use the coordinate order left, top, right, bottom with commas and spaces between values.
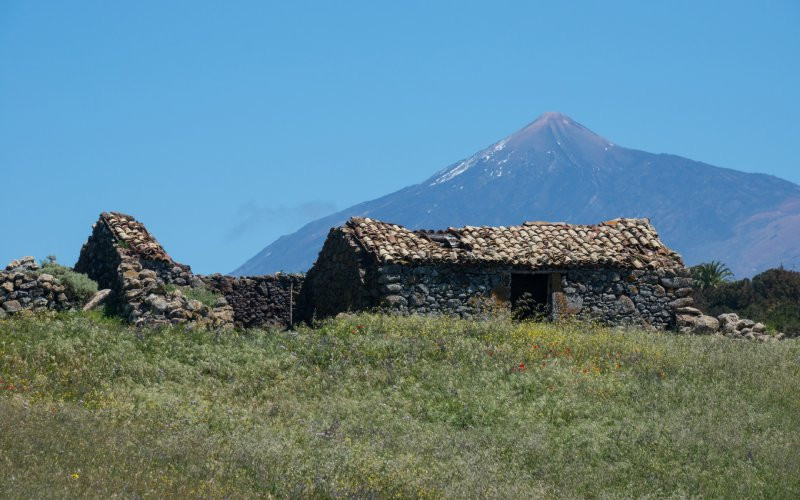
510, 273, 551, 320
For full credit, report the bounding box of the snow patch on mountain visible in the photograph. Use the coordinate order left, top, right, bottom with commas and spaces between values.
430, 138, 509, 185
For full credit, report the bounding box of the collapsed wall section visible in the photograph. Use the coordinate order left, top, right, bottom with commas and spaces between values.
75, 212, 234, 328
75, 211, 304, 330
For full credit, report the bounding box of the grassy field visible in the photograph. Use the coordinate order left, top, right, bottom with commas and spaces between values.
1, 312, 799, 498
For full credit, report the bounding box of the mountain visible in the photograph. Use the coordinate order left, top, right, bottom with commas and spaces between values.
233, 112, 800, 278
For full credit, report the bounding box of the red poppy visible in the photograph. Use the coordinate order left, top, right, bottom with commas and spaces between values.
519, 363, 525, 371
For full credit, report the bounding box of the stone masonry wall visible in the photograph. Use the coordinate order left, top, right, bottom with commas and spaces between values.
0, 257, 82, 319
201, 274, 303, 329
74, 211, 304, 330
374, 265, 693, 328
374, 264, 507, 318
74, 219, 122, 292
554, 268, 693, 329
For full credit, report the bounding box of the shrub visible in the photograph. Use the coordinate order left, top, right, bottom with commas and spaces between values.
35, 258, 98, 303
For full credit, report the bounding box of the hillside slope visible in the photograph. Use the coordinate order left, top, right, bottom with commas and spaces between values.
1, 312, 798, 497
234, 113, 800, 277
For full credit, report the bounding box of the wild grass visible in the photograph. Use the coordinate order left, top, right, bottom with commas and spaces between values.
1, 312, 798, 498
164, 283, 222, 307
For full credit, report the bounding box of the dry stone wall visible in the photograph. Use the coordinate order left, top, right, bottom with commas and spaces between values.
373, 264, 506, 318
675, 309, 783, 341
556, 268, 693, 328
0, 257, 81, 318
373, 265, 690, 328
201, 274, 303, 329
4, 211, 784, 342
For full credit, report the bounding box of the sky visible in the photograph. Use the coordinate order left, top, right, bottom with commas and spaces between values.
1, 1, 798, 274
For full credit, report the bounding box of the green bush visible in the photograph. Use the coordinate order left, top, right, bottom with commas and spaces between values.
35, 257, 98, 303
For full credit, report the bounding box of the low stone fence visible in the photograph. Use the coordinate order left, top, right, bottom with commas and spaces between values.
0, 257, 81, 318
676, 308, 784, 341
201, 274, 304, 329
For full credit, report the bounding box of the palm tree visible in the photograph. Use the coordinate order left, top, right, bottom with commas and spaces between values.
690, 261, 735, 289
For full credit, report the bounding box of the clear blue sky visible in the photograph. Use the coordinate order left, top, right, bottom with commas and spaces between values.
1, 1, 798, 274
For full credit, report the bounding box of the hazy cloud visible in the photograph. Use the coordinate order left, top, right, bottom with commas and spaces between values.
228, 200, 338, 240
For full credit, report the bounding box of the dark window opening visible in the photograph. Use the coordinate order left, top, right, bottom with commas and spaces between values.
511, 273, 551, 320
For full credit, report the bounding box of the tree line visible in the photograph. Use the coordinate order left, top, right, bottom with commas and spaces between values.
691, 261, 800, 336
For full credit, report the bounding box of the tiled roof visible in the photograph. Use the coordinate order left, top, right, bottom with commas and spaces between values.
344, 217, 684, 270
101, 212, 173, 262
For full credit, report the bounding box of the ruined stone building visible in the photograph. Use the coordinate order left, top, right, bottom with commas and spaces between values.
75, 212, 301, 329
298, 217, 695, 328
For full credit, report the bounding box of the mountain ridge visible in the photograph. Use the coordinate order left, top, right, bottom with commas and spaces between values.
233, 113, 800, 277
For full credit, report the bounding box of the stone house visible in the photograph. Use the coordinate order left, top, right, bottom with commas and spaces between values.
298, 217, 695, 328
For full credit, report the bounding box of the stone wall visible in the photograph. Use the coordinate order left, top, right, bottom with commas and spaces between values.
201, 273, 303, 329
115, 259, 233, 329
555, 268, 693, 328
372, 265, 690, 328
373, 263, 507, 318
0, 257, 81, 318
74, 220, 122, 292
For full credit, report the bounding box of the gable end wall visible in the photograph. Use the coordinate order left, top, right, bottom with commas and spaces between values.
298, 228, 380, 322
